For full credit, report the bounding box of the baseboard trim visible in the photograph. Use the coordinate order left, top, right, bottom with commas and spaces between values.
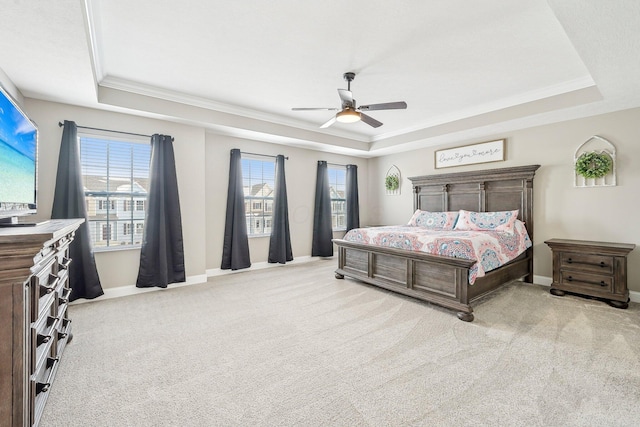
73, 257, 323, 304
533, 275, 552, 287
532, 274, 639, 303
206, 255, 318, 277
71, 274, 208, 304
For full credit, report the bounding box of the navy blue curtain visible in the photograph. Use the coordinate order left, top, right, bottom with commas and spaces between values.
268, 155, 293, 264
136, 134, 185, 288
221, 149, 251, 270
346, 164, 360, 232
51, 120, 103, 301
311, 161, 333, 257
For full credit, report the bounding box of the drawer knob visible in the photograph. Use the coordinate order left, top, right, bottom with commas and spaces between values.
600, 281, 607, 287
37, 334, 51, 345
36, 382, 51, 394
59, 257, 71, 270
566, 258, 573, 264
600, 262, 606, 268
567, 276, 573, 282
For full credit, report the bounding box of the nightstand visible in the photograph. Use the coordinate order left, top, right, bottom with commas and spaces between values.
545, 239, 635, 308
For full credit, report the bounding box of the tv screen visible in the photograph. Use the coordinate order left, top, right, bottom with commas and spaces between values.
0, 84, 38, 219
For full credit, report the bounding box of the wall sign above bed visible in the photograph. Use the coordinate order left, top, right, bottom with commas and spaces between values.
435, 139, 505, 169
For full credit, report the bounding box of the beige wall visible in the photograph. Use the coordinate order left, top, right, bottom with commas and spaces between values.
21, 99, 369, 289
368, 107, 640, 292
24, 99, 207, 288
204, 133, 369, 269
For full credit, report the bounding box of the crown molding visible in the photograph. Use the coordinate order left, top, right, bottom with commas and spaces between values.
99, 75, 369, 143
371, 75, 597, 142
82, 0, 104, 88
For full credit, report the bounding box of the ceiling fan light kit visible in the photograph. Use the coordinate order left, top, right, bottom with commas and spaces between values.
336, 108, 361, 123
293, 72, 407, 128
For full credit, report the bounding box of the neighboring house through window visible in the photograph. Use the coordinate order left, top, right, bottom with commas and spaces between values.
328, 166, 346, 231
79, 134, 151, 249
241, 157, 275, 236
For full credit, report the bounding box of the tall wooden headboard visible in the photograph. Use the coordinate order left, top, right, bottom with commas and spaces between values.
408, 165, 540, 242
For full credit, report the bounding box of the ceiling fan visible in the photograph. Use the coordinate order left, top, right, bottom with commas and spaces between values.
292, 72, 407, 128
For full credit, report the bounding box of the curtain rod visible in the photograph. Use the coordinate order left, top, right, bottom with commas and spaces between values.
326, 162, 347, 167
58, 121, 154, 139
241, 151, 288, 160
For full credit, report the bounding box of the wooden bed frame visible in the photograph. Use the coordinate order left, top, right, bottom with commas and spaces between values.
333, 164, 540, 322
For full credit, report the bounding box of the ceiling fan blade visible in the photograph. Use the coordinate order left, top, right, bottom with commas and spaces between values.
338, 89, 353, 106
320, 116, 337, 128
292, 107, 339, 111
360, 113, 383, 128
359, 101, 407, 111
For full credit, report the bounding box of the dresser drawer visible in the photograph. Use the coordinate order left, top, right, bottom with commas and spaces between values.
57, 284, 71, 313
30, 259, 59, 322
56, 316, 72, 355
31, 304, 58, 375
55, 253, 72, 276
560, 270, 612, 292
560, 252, 613, 274
31, 356, 59, 426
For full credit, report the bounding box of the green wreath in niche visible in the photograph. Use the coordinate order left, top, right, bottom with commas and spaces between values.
385, 174, 400, 191
575, 151, 613, 179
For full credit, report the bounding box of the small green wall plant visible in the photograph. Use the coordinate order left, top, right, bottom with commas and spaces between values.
575, 151, 613, 179
385, 174, 400, 191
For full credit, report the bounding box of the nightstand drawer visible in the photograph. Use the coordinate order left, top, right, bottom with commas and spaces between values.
560, 252, 613, 274
560, 270, 612, 292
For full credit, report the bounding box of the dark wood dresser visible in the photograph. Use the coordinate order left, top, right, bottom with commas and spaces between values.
0, 219, 83, 427
545, 238, 635, 308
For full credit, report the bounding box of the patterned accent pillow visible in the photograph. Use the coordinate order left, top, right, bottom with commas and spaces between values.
454, 209, 519, 233
407, 210, 459, 230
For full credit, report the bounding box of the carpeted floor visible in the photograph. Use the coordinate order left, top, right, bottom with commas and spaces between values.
40, 259, 640, 426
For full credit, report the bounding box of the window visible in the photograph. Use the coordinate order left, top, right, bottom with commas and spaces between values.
79, 135, 151, 249
328, 167, 346, 231
241, 157, 275, 236
97, 200, 116, 211
101, 223, 113, 241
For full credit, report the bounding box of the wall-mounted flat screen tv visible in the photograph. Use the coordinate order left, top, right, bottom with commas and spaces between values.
0, 83, 38, 222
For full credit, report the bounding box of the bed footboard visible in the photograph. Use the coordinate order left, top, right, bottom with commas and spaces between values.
334, 239, 532, 322
334, 239, 478, 321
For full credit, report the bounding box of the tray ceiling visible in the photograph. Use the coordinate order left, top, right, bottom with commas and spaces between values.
1, 0, 639, 156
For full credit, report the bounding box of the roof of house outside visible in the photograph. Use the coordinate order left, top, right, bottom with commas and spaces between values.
244, 183, 273, 198
83, 175, 150, 194
330, 187, 345, 199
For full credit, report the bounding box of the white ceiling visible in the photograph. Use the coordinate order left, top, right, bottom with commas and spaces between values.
1, 0, 639, 157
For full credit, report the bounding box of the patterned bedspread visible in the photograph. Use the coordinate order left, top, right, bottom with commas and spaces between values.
342, 223, 531, 284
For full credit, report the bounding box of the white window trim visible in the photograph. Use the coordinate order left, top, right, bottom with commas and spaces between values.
328, 166, 347, 232
79, 132, 151, 251
242, 156, 276, 237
